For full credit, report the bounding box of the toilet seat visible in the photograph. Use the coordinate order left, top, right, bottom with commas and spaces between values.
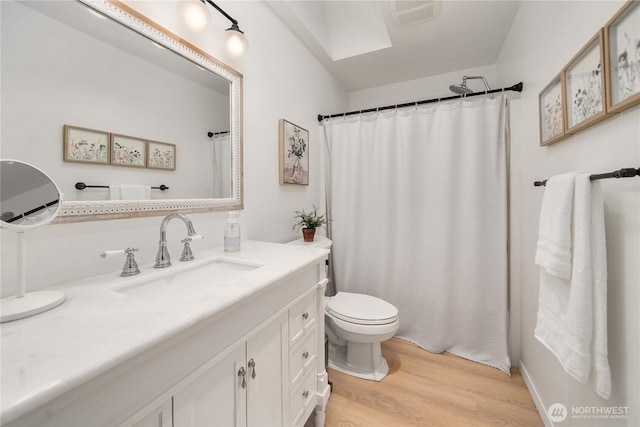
326, 292, 398, 325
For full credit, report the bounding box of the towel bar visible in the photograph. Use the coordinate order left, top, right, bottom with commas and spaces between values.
75, 182, 169, 191
534, 167, 639, 187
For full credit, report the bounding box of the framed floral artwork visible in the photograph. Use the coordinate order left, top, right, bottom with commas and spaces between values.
147, 140, 176, 170
563, 29, 607, 134
604, 0, 640, 114
110, 133, 146, 168
63, 125, 109, 165
539, 74, 567, 146
279, 119, 309, 185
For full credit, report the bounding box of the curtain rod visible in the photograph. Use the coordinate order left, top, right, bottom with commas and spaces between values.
317, 82, 523, 122
533, 167, 640, 187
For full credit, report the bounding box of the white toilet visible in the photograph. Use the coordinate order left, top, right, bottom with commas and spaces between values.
286, 236, 399, 381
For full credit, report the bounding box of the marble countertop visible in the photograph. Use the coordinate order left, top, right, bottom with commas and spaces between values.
0, 240, 328, 424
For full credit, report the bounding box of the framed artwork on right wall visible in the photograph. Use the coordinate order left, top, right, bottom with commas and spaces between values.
563, 29, 607, 134
604, 0, 640, 114
539, 74, 566, 146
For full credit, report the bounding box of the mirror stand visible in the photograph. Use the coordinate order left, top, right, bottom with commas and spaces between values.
1, 232, 66, 323
1, 159, 66, 323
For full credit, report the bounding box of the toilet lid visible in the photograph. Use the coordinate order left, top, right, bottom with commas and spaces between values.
326, 292, 398, 325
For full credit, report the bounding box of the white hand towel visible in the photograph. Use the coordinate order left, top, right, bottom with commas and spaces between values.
120, 184, 149, 200
109, 185, 121, 200
534, 174, 611, 399
535, 172, 578, 279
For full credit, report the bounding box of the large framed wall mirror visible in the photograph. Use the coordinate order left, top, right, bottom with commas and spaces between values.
0, 0, 243, 223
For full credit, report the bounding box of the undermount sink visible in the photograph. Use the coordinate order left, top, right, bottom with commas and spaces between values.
113, 257, 264, 305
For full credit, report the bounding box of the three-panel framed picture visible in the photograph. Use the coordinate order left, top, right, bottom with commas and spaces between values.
63, 125, 176, 171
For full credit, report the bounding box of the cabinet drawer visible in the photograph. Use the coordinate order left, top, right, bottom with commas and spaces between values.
289, 368, 316, 427
289, 326, 317, 387
289, 292, 316, 347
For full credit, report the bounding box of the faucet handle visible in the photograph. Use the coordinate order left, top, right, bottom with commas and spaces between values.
180, 235, 202, 262
101, 247, 140, 276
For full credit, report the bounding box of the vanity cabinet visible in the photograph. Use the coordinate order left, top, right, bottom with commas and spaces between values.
1, 243, 330, 427
129, 288, 321, 427
173, 316, 286, 427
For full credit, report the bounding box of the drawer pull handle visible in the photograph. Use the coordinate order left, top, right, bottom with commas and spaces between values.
238, 367, 247, 389
248, 358, 257, 379
302, 390, 309, 398
302, 312, 309, 320
303, 351, 309, 359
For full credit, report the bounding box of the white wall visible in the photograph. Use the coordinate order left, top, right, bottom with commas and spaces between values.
496, 1, 639, 426
0, 0, 348, 297
348, 64, 497, 110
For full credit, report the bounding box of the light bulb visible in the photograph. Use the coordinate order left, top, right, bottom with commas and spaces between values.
224, 29, 248, 58
177, 0, 210, 32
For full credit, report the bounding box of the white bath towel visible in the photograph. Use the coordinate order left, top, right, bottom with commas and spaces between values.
535, 172, 578, 279
109, 185, 121, 200
534, 174, 611, 399
120, 184, 150, 200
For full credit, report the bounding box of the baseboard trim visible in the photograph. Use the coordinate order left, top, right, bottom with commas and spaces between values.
519, 360, 553, 427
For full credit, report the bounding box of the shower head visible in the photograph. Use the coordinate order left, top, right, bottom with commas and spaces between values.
449, 76, 494, 99
449, 80, 473, 95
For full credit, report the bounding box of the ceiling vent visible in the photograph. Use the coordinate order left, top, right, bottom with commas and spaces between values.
389, 0, 440, 28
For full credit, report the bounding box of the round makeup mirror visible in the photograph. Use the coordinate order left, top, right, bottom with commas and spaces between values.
1, 159, 65, 322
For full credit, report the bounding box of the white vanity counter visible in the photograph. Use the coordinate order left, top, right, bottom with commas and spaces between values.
1, 240, 329, 426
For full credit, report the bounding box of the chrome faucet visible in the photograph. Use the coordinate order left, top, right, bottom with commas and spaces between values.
155, 212, 202, 268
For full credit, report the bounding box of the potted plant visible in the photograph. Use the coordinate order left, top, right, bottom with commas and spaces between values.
293, 205, 327, 242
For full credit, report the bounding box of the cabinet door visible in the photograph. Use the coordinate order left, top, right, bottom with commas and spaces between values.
173, 344, 247, 427
246, 318, 286, 427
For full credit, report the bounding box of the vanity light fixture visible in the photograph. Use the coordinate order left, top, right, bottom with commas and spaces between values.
178, 0, 248, 58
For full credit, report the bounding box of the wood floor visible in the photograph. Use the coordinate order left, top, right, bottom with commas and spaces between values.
324, 338, 543, 427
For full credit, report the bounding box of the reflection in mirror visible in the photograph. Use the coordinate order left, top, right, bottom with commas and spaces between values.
0, 159, 66, 322
0, 160, 61, 228
0, 0, 242, 222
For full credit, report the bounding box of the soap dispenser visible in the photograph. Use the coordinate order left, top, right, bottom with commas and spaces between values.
224, 211, 240, 252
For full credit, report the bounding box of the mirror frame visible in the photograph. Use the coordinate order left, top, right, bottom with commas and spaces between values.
53, 0, 243, 223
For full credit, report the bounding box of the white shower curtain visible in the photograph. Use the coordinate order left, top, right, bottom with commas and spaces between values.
211, 133, 232, 198
320, 96, 510, 374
